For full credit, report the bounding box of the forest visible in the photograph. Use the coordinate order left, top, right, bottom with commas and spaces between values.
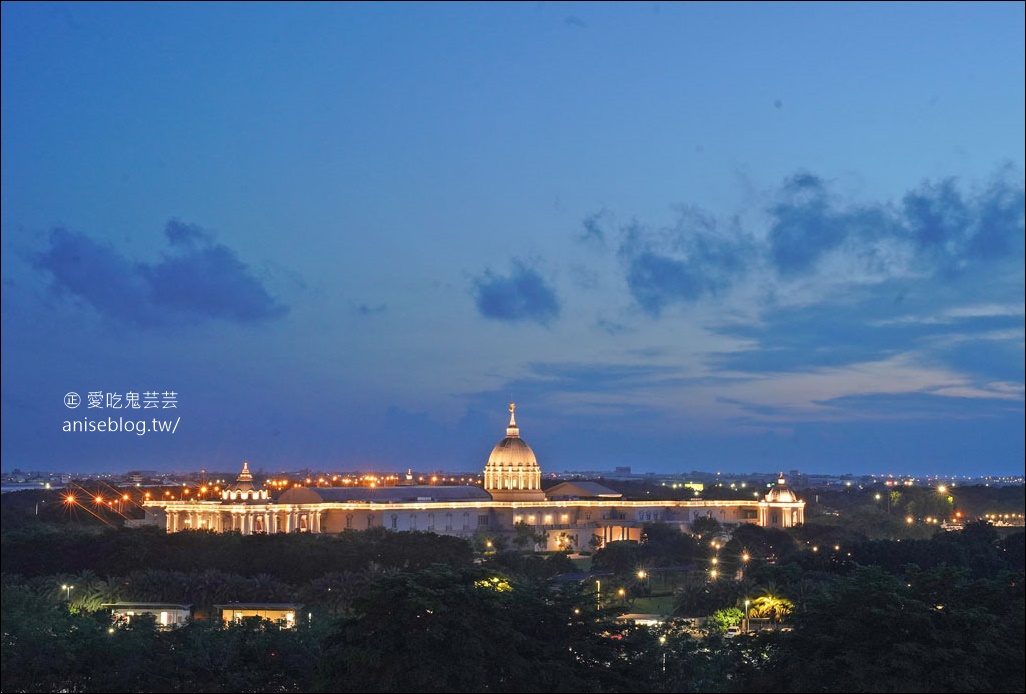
1, 485, 1023, 693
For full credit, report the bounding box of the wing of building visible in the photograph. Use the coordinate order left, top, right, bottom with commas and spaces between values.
143, 404, 804, 550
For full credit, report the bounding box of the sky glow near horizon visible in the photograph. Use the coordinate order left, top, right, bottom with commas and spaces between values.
2, 2, 1023, 477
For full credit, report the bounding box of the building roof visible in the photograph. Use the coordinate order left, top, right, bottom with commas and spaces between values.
214, 603, 304, 610
229, 461, 255, 492
103, 602, 192, 610
545, 481, 622, 500
616, 613, 667, 625
278, 485, 492, 504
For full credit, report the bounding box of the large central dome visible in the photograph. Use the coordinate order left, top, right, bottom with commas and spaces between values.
483, 403, 545, 501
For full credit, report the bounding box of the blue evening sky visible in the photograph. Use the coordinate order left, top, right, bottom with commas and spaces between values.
2, 2, 1023, 478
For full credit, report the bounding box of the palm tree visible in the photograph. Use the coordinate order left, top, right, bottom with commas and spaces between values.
86, 575, 124, 610
750, 594, 793, 624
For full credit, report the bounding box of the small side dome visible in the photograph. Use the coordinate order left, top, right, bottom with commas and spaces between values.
764, 473, 797, 503
222, 461, 270, 502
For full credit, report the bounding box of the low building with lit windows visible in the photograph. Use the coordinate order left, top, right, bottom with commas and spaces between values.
215, 603, 303, 629
143, 404, 805, 550
104, 602, 192, 629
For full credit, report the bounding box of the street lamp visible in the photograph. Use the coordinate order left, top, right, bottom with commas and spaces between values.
744, 599, 750, 633
637, 569, 648, 595
62, 584, 74, 602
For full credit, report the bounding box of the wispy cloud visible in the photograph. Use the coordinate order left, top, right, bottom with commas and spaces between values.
471, 259, 560, 326
31, 220, 289, 326
591, 169, 1023, 319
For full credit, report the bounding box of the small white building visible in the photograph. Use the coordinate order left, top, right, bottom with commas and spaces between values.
104, 602, 191, 629
215, 602, 303, 629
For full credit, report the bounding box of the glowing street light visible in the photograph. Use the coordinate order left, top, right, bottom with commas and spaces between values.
62, 584, 74, 602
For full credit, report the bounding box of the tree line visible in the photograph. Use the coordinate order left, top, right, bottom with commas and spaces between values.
1, 489, 1023, 693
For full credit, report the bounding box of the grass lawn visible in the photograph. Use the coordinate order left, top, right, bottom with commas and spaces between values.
627, 594, 677, 615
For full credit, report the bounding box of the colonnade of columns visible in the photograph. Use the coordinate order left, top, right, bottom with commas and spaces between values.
165, 508, 322, 534
598, 524, 637, 543
757, 504, 803, 528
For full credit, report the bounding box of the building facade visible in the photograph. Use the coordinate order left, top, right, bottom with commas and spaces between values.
143, 405, 805, 550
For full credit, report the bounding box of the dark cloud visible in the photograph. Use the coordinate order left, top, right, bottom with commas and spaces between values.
143, 245, 286, 323
31, 228, 154, 323
31, 221, 288, 326
767, 169, 1024, 278
353, 302, 387, 316
471, 260, 560, 325
578, 210, 608, 247
617, 207, 751, 315
903, 173, 1025, 274
767, 172, 896, 276
164, 218, 213, 248
599, 169, 1023, 316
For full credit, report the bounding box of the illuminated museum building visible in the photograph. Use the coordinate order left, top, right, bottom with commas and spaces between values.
144, 405, 805, 550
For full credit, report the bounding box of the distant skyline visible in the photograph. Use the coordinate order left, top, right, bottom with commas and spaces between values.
2, 2, 1024, 478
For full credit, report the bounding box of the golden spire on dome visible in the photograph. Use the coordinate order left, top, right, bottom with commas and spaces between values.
238, 461, 253, 482
507, 402, 519, 437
